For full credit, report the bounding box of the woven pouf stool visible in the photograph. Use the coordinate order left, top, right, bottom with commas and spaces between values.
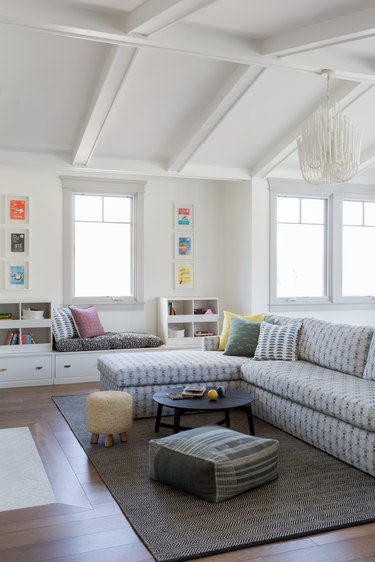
86, 391, 132, 447
149, 426, 279, 502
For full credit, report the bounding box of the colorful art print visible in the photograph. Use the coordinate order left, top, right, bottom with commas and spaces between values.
175, 204, 193, 229
175, 263, 193, 289
176, 235, 193, 259
11, 233, 25, 253
9, 265, 25, 285
10, 199, 26, 221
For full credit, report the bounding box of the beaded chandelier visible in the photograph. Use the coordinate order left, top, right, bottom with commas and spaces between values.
297, 71, 361, 185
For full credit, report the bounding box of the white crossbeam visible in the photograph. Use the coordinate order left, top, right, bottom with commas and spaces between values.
123, 0, 217, 36
73, 46, 138, 167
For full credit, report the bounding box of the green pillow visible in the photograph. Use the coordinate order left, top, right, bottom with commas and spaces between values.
223, 317, 262, 357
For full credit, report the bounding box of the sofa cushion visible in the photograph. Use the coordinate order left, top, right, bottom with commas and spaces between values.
52, 307, 79, 341
149, 426, 279, 502
298, 318, 373, 377
241, 359, 375, 432
97, 350, 247, 388
218, 311, 265, 351
54, 332, 163, 352
254, 322, 301, 361
69, 306, 105, 338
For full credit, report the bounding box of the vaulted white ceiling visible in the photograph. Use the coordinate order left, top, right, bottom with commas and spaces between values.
1, 0, 375, 183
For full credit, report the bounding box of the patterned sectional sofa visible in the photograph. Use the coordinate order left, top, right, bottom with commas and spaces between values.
98, 314, 375, 477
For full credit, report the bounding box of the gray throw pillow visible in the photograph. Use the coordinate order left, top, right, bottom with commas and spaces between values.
223, 317, 263, 357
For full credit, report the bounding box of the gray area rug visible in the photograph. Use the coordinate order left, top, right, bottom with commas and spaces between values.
53, 395, 375, 562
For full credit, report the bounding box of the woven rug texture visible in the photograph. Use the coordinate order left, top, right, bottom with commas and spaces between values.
53, 394, 375, 562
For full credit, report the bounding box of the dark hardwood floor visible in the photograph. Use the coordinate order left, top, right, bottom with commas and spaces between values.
1, 382, 375, 562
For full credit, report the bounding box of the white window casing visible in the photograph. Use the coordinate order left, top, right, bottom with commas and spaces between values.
61, 176, 145, 308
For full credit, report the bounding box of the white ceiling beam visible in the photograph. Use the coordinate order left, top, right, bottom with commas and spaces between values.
262, 6, 375, 56
2, 1, 375, 84
168, 66, 264, 171
252, 82, 372, 177
123, 0, 217, 36
73, 46, 138, 167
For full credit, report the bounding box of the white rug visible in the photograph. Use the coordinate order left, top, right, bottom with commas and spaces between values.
0, 426, 56, 512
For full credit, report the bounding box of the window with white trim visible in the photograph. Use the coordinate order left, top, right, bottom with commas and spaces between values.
342, 200, 375, 297
270, 180, 375, 309
276, 195, 327, 299
62, 177, 145, 307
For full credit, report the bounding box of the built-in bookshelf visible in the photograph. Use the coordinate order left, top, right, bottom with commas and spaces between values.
0, 301, 52, 353
158, 297, 219, 346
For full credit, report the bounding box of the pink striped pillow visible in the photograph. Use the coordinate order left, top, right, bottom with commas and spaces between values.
69, 306, 105, 339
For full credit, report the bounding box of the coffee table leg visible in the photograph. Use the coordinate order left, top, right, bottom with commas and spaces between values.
246, 405, 255, 435
155, 403, 163, 432
225, 410, 230, 427
173, 409, 181, 434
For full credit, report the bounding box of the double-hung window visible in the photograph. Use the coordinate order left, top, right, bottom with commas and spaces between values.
270, 180, 375, 309
62, 177, 145, 307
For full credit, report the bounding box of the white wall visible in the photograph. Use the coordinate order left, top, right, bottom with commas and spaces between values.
0, 166, 226, 335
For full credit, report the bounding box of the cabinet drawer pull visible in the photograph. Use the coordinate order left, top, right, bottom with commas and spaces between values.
64, 364, 72, 368
0, 368, 7, 373
35, 366, 43, 370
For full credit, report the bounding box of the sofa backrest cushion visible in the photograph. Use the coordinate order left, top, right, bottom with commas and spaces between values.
363, 335, 375, 381
298, 318, 373, 377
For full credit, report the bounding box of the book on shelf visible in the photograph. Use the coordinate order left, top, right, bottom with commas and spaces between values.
182, 384, 206, 397
0, 313, 12, 320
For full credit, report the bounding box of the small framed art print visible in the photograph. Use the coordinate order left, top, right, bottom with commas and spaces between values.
175, 263, 194, 289
175, 233, 193, 260
174, 204, 193, 229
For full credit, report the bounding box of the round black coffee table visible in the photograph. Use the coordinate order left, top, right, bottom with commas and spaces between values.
153, 387, 255, 435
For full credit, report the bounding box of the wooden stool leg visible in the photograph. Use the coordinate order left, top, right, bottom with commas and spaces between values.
104, 435, 113, 447
91, 433, 99, 444
119, 432, 128, 442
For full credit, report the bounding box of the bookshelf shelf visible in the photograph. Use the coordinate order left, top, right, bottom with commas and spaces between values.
158, 297, 219, 346
0, 301, 52, 353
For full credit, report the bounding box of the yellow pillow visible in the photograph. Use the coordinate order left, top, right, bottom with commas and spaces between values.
218, 311, 265, 351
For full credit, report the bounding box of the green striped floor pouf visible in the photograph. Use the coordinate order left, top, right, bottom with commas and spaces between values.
149, 426, 279, 503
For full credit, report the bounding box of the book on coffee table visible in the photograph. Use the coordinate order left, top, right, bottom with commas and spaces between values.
182, 384, 206, 397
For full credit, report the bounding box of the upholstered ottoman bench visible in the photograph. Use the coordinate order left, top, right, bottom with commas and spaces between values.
149, 425, 279, 502
98, 350, 246, 418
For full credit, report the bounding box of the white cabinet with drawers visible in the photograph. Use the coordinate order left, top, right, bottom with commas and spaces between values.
0, 354, 53, 388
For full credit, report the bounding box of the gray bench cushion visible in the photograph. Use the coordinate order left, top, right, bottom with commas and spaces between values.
241, 359, 375, 432
54, 332, 163, 352
149, 426, 278, 502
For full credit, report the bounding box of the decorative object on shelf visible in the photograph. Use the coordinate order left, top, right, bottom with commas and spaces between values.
175, 263, 194, 289
174, 233, 193, 260
297, 70, 361, 185
174, 204, 193, 229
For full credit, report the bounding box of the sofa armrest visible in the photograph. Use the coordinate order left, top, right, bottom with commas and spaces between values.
201, 335, 220, 351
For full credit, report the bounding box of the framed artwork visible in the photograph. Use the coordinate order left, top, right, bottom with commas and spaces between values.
175, 263, 194, 289
6, 262, 29, 290
6, 195, 29, 225
175, 233, 193, 260
6, 229, 29, 258
174, 204, 193, 229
